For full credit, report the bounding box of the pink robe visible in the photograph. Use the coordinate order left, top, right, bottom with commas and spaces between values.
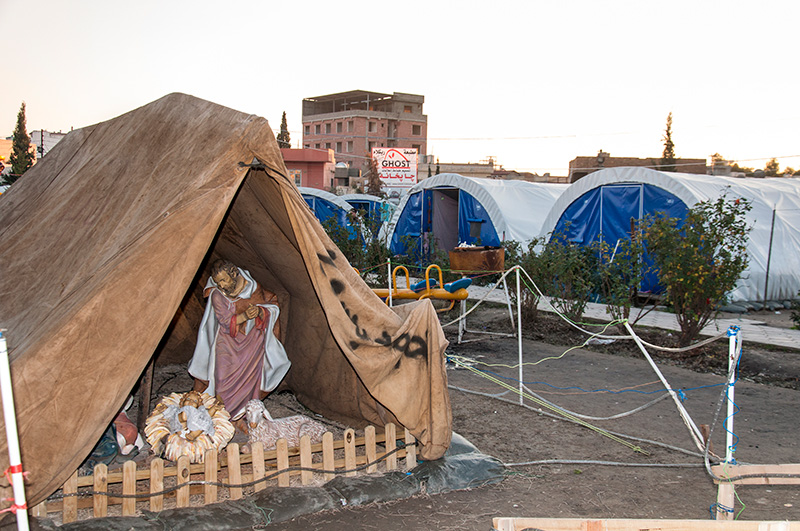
209, 286, 276, 418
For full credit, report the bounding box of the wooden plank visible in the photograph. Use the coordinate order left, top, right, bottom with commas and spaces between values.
122, 460, 137, 516
252, 442, 266, 492
365, 426, 377, 474
344, 429, 356, 477
227, 443, 242, 500
62, 470, 78, 523
711, 463, 800, 485
150, 458, 164, 512
92, 463, 108, 518
716, 482, 735, 521
384, 423, 397, 471
322, 432, 335, 482
31, 502, 47, 518
204, 449, 218, 504
176, 456, 190, 508
404, 428, 416, 470
299, 436, 313, 485
276, 439, 290, 487
492, 517, 800, 531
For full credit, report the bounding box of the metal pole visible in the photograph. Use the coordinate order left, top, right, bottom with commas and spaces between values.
763, 208, 776, 309
516, 267, 523, 405
0, 331, 30, 531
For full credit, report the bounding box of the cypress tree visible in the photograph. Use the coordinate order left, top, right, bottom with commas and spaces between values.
7, 102, 35, 184
276, 111, 291, 149
660, 112, 676, 172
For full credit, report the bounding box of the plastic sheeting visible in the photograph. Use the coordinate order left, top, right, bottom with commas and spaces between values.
383, 173, 568, 255
541, 167, 800, 302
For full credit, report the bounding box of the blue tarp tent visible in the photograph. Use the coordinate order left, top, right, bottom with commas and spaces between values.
341, 193, 395, 225
539, 167, 800, 303
299, 187, 353, 230
383, 173, 568, 255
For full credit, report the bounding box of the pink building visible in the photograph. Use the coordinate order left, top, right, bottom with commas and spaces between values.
301, 90, 427, 172
280, 148, 336, 190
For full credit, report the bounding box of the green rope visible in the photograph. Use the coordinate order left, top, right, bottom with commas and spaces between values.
449, 356, 649, 455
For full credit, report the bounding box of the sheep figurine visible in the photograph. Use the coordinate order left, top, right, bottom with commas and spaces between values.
244, 399, 327, 450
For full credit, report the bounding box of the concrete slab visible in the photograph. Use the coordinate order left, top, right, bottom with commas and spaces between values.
464, 284, 800, 350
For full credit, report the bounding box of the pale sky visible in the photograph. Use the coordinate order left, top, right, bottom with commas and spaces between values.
3, 0, 799, 175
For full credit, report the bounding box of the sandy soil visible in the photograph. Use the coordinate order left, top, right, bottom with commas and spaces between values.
275, 306, 800, 529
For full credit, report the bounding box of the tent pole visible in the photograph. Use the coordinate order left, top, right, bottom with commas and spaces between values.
387, 258, 393, 307
763, 208, 776, 308
725, 326, 741, 465
516, 267, 523, 405
0, 330, 30, 531
136, 358, 154, 433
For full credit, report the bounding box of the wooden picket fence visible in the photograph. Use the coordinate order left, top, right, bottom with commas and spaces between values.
32, 423, 416, 524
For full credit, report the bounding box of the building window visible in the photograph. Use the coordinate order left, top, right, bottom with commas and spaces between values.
368, 122, 377, 133
347, 121, 354, 132
368, 141, 376, 152
325, 123, 331, 134
304, 144, 310, 149
412, 144, 420, 151
404, 105, 413, 113
346, 141, 353, 153
289, 169, 302, 187
314, 124, 321, 134
304, 125, 310, 135
336, 122, 343, 133
325, 142, 331, 149
412, 125, 421, 135
336, 142, 342, 153
315, 143, 321, 149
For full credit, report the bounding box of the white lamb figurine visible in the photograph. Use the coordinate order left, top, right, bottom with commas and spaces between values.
245, 399, 327, 450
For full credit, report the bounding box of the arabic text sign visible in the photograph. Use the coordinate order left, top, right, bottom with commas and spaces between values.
373, 147, 417, 188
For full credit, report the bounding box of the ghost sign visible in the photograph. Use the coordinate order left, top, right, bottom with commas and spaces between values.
372, 147, 417, 188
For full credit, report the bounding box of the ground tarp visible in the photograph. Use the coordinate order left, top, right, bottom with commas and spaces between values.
0, 93, 452, 510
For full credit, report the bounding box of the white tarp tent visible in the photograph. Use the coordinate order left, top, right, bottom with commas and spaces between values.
383, 173, 568, 254
540, 167, 800, 303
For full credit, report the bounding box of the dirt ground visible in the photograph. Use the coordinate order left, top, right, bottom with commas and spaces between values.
273, 306, 800, 529
110, 305, 799, 530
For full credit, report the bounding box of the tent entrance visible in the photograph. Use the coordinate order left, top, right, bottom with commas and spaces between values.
430, 188, 459, 252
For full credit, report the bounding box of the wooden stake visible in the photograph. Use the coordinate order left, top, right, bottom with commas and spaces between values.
252, 442, 265, 492
150, 458, 163, 512
92, 463, 107, 518
176, 456, 190, 508
204, 449, 217, 504
62, 470, 78, 523
384, 423, 397, 471
276, 439, 289, 487
122, 461, 136, 516
365, 426, 377, 474
300, 436, 313, 485
227, 443, 242, 500
322, 432, 335, 482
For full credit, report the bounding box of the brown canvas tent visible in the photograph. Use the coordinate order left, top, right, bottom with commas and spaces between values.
0, 93, 452, 510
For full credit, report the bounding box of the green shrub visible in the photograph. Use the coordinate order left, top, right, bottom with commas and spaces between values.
594, 231, 649, 325
641, 193, 752, 346
322, 211, 391, 288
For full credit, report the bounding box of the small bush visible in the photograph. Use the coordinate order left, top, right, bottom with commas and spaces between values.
641, 193, 752, 346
